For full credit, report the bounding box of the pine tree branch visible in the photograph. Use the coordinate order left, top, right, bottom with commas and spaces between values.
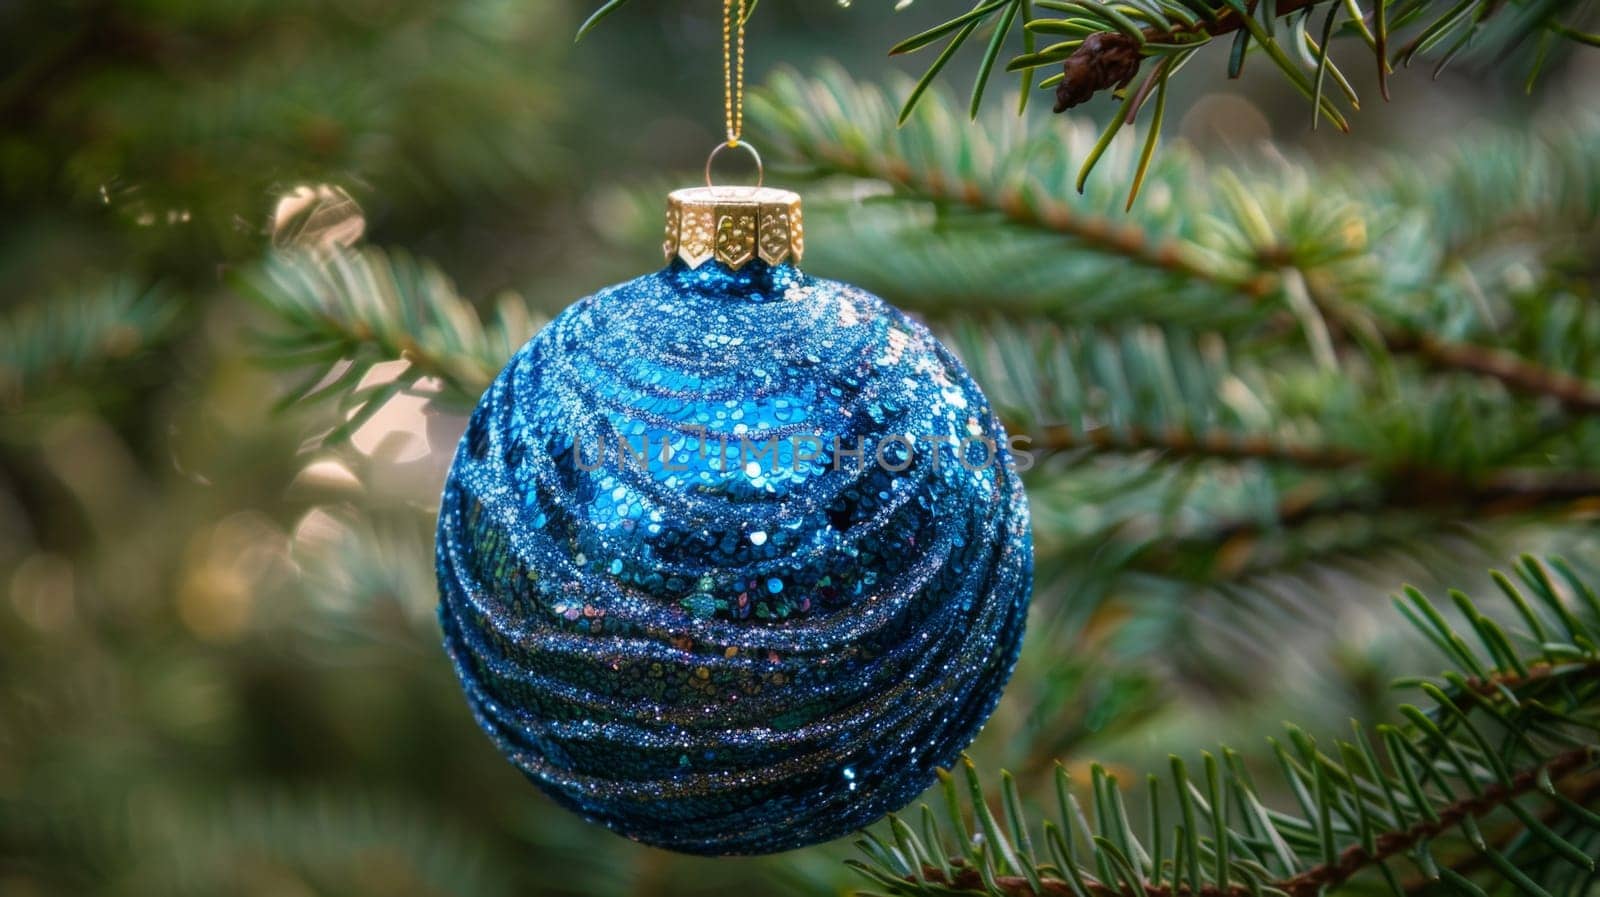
1398, 332, 1600, 416
1136, 468, 1600, 577
1453, 659, 1600, 706
1400, 772, 1600, 895
1052, 726, 1600, 897
908, 748, 1594, 897
803, 143, 1263, 296
1032, 422, 1367, 469
235, 246, 537, 444
1300, 277, 1600, 417
762, 74, 1600, 430
764, 75, 1600, 428
777, 88, 1561, 311
1051, 0, 1323, 112
579, 1, 1596, 191
852, 558, 1600, 897
0, 280, 177, 410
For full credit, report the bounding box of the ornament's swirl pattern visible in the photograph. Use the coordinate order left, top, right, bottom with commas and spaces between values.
436, 260, 1032, 855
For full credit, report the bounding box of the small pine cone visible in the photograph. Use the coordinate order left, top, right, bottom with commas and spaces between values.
1054, 32, 1143, 113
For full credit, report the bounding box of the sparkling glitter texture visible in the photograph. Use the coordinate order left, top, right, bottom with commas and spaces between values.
436, 257, 1032, 855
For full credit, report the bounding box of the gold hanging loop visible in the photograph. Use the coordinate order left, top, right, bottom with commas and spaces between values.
706, 0, 761, 189
661, 0, 803, 273
704, 139, 763, 189
723, 0, 746, 146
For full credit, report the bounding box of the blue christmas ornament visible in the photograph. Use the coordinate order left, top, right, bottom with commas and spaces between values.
436, 184, 1032, 855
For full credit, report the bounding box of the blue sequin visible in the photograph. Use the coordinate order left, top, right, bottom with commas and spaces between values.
436, 259, 1032, 855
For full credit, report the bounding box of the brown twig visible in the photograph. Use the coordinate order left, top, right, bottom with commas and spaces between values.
1133, 467, 1600, 578
1393, 331, 1600, 416
1213, 467, 1600, 539
1452, 658, 1600, 706
1299, 277, 1600, 419
1401, 771, 1600, 894
1031, 421, 1367, 469
811, 145, 1267, 296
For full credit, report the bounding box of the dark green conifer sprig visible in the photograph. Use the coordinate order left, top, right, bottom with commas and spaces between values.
851, 556, 1600, 897
234, 247, 537, 447
577, 0, 1596, 196
0, 280, 176, 414
750, 69, 1600, 437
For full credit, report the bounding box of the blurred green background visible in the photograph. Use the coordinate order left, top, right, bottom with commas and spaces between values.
3, 2, 1598, 896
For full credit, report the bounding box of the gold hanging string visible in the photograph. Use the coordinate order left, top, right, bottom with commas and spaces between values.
722, 0, 746, 146
704, 0, 762, 187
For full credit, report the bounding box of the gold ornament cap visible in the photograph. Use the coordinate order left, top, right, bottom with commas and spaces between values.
663, 185, 804, 271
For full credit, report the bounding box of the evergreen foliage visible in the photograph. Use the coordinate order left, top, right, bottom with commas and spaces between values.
234, 64, 1600, 895
584, 0, 1600, 194
850, 556, 1600, 897
0, 280, 176, 413
4, 4, 1599, 895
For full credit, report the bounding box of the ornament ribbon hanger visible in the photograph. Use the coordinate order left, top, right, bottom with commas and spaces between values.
665, 0, 799, 270
706, 0, 763, 188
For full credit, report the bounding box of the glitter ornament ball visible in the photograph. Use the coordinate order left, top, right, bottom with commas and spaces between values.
436, 185, 1032, 855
